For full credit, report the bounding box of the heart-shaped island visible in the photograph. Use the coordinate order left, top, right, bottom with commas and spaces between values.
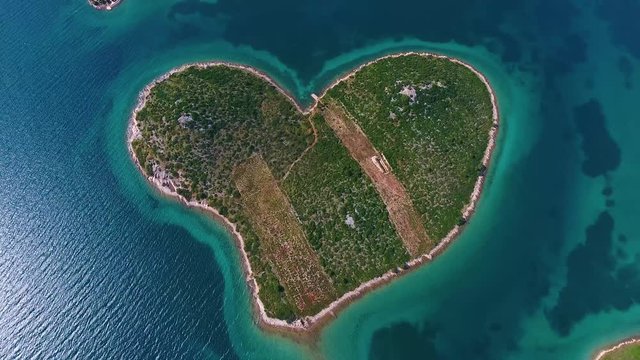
128, 53, 498, 333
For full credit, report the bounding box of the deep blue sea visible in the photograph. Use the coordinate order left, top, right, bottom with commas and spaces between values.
1, 0, 639, 359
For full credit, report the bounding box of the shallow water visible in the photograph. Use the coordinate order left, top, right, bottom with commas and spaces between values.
1, 0, 639, 359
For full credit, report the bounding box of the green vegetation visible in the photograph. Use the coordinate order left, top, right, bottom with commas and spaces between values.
283, 114, 409, 294
326, 55, 494, 239
600, 344, 640, 360
132, 55, 494, 321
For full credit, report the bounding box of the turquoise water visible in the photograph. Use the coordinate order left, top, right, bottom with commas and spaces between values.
1, 0, 639, 358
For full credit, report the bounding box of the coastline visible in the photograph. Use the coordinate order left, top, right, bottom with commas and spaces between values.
593, 337, 640, 360
126, 51, 500, 337
88, 0, 122, 11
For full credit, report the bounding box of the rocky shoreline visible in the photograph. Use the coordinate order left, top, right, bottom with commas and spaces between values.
593, 337, 640, 360
88, 0, 122, 11
126, 52, 500, 337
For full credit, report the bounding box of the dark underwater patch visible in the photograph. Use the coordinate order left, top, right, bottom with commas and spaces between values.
547, 211, 640, 336
545, 33, 589, 75
598, 0, 640, 60
168, 0, 554, 80
369, 322, 439, 360
618, 56, 634, 89
561, 34, 588, 66
573, 99, 622, 177
168, 0, 218, 19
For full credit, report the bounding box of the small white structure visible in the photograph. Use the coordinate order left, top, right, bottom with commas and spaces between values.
371, 154, 391, 174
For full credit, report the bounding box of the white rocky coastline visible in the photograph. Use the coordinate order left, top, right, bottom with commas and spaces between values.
88, 0, 122, 11
593, 337, 640, 360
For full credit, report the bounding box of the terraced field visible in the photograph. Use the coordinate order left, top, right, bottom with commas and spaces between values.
130, 54, 494, 321
233, 155, 336, 314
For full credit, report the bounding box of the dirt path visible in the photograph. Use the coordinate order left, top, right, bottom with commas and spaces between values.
321, 101, 431, 256
281, 117, 318, 182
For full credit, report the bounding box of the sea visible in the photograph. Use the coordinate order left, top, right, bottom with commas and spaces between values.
1, 0, 639, 359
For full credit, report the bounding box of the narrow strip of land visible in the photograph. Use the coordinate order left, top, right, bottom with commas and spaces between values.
233, 155, 336, 314
320, 101, 431, 256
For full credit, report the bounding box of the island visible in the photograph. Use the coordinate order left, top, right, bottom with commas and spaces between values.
88, 0, 121, 11
128, 53, 499, 333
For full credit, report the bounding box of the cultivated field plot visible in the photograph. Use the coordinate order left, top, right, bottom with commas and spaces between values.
321, 102, 431, 255
233, 155, 336, 315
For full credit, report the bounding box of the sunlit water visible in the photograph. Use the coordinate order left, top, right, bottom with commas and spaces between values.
1, 0, 639, 359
